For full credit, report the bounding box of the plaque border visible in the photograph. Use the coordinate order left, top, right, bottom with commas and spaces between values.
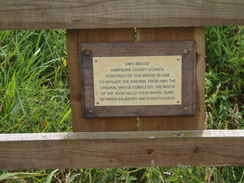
79, 41, 196, 118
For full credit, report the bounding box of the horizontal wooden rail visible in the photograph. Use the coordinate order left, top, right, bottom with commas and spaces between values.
0, 130, 243, 170
0, 0, 244, 30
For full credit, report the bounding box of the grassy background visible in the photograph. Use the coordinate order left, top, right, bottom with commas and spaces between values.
0, 26, 243, 182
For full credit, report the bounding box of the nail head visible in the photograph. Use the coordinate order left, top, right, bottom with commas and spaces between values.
85, 50, 91, 55
183, 106, 189, 111
183, 49, 189, 54
88, 109, 94, 114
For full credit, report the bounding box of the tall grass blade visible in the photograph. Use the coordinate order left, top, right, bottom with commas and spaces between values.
46, 169, 59, 183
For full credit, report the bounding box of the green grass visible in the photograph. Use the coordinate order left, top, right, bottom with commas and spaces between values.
205, 26, 244, 130
0, 26, 243, 182
0, 30, 71, 133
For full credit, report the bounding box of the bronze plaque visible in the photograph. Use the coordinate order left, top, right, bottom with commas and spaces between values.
80, 41, 196, 118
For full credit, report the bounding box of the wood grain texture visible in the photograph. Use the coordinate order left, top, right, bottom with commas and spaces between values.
0, 130, 243, 170
67, 29, 137, 132
137, 27, 205, 130
0, 0, 244, 30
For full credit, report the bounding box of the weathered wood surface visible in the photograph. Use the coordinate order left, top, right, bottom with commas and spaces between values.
137, 27, 205, 131
0, 130, 243, 170
0, 0, 244, 30
68, 27, 205, 131
67, 29, 137, 132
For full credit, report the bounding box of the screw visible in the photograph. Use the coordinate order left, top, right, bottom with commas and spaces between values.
183, 106, 189, 111
88, 109, 94, 114
183, 49, 189, 54
85, 50, 91, 55
96, 102, 99, 105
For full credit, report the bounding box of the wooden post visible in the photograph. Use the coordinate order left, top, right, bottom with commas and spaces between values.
68, 27, 205, 132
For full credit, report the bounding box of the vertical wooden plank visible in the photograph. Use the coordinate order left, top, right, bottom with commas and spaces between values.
67, 29, 137, 132
137, 27, 205, 130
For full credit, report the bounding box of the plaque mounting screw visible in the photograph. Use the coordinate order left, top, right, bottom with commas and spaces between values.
85, 50, 91, 55
183, 106, 189, 111
88, 109, 94, 114
183, 49, 189, 54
